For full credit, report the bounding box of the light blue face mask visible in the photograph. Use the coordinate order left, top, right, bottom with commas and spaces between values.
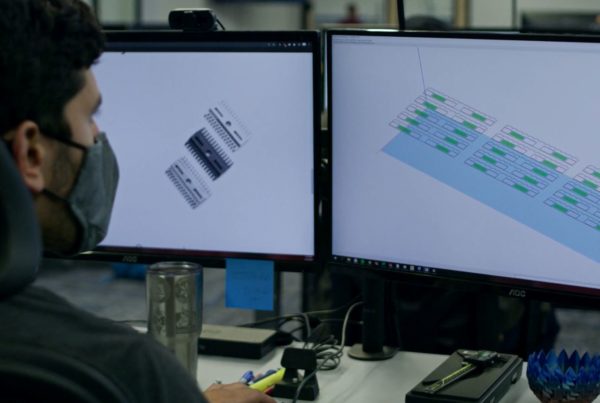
43, 132, 120, 254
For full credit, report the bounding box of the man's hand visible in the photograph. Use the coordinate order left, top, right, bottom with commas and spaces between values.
204, 382, 277, 403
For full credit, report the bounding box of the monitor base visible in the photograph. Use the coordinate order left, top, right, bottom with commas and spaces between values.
348, 343, 396, 361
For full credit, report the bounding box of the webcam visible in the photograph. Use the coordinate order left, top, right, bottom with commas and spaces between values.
168, 8, 223, 31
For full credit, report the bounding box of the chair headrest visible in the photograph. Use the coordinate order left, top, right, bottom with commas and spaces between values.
0, 141, 41, 297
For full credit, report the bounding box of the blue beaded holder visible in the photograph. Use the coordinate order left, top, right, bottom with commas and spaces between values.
527, 350, 600, 403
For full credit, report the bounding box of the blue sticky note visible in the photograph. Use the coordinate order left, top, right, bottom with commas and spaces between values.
225, 258, 274, 311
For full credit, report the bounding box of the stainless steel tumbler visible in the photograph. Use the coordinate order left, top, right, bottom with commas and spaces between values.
146, 261, 203, 379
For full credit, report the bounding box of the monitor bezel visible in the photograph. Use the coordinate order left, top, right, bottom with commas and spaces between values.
79, 30, 322, 271
326, 29, 600, 307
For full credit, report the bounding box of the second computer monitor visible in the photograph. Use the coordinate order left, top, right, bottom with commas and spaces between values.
329, 30, 600, 303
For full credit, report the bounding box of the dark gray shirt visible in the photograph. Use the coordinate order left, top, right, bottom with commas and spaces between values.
0, 285, 208, 403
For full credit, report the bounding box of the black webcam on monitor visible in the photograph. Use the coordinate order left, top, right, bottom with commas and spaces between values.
168, 8, 222, 31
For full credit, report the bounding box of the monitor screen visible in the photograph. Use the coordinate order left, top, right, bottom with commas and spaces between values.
328, 30, 600, 302
89, 31, 319, 267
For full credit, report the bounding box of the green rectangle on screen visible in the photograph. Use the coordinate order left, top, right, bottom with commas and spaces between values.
552, 152, 567, 162
454, 129, 467, 138
583, 179, 598, 190
472, 112, 486, 122
509, 131, 525, 141
491, 147, 506, 157
406, 117, 419, 126
553, 204, 568, 213
415, 110, 428, 118
436, 144, 450, 154
523, 176, 538, 185
463, 121, 477, 130
500, 140, 515, 149
424, 102, 437, 110
563, 196, 578, 205
593, 172, 600, 180
513, 184, 528, 193
543, 160, 557, 170
573, 187, 588, 198
532, 168, 548, 177
482, 155, 496, 165
473, 163, 487, 172
432, 93, 446, 102
445, 137, 458, 146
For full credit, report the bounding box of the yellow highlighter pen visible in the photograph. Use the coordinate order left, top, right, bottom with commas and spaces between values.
248, 368, 285, 393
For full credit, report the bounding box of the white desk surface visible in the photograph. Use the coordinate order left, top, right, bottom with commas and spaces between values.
196, 348, 539, 403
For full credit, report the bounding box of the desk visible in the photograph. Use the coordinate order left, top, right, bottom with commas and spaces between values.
196, 349, 539, 402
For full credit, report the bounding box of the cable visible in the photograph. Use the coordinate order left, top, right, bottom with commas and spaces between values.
302, 296, 361, 317
241, 313, 303, 329
240, 296, 361, 329
300, 312, 311, 339
238, 297, 363, 344
240, 314, 312, 344
339, 301, 363, 349
319, 318, 362, 326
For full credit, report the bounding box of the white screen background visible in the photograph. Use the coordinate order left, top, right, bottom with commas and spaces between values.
331, 35, 600, 289
93, 50, 314, 257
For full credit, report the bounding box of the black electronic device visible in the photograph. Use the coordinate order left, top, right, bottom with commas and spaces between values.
406, 350, 523, 403
84, 30, 321, 271
168, 8, 221, 31
327, 29, 600, 308
197, 324, 278, 359
271, 348, 319, 401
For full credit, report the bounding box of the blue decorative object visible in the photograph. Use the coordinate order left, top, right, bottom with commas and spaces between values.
527, 350, 600, 403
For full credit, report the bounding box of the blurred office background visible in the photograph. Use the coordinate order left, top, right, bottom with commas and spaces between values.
36, 0, 600, 361
82, 0, 600, 32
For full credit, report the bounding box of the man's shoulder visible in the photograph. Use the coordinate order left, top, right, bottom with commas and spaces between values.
0, 286, 207, 403
1, 285, 139, 337
0, 285, 159, 365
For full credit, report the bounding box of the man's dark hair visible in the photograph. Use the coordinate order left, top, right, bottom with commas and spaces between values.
0, 0, 104, 140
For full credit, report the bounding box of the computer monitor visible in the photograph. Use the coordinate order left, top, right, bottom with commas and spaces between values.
87, 31, 320, 269
521, 12, 600, 34
328, 30, 600, 306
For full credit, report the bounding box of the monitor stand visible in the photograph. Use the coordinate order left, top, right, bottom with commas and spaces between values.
348, 276, 396, 361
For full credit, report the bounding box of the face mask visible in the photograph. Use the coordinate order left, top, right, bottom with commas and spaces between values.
44, 132, 120, 255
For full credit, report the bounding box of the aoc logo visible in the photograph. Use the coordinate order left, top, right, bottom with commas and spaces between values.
508, 289, 526, 298
122, 255, 138, 263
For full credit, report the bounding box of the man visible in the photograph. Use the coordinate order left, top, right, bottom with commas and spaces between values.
0, 1, 275, 402
339, 4, 362, 25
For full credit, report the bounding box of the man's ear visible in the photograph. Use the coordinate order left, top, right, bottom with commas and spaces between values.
8, 121, 46, 193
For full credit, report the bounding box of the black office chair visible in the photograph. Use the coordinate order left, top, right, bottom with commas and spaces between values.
0, 142, 130, 402
0, 140, 41, 296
